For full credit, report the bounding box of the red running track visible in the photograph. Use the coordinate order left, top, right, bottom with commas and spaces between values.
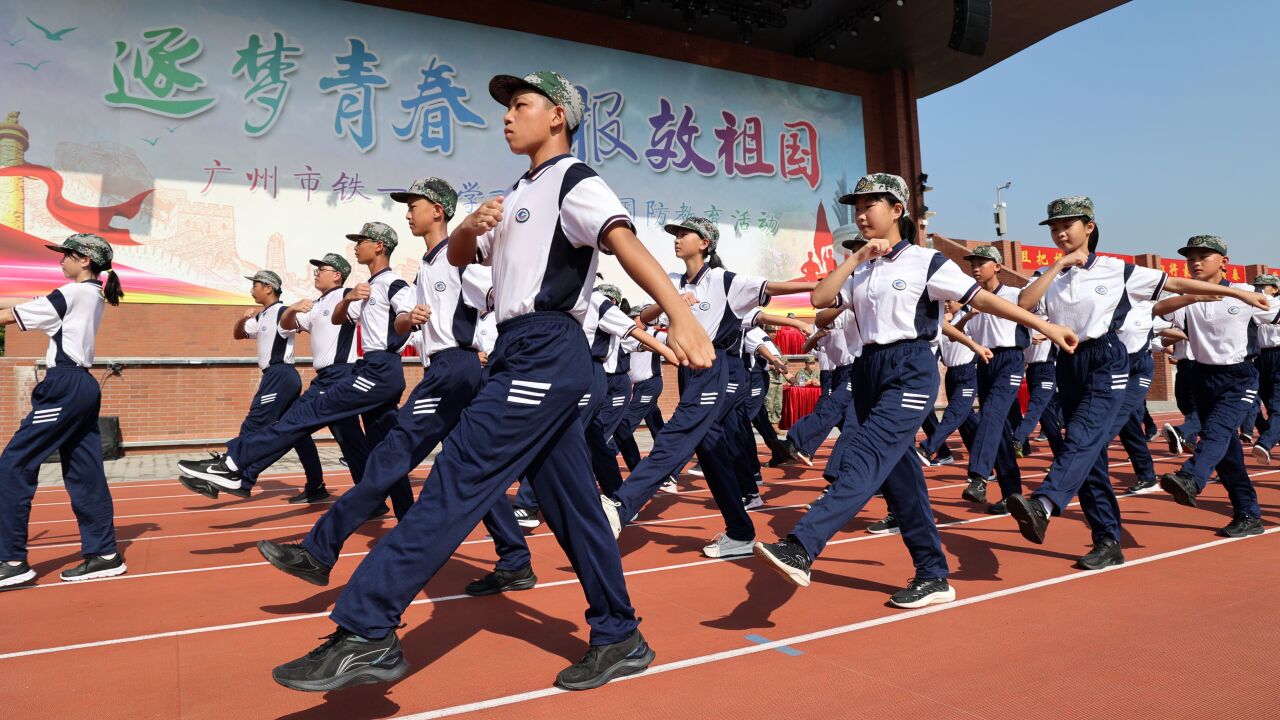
2, 411, 1277, 719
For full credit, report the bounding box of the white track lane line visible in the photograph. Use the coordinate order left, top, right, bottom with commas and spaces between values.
392, 528, 1279, 720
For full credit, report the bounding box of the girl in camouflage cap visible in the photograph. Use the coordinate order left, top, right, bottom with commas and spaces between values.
0, 233, 127, 587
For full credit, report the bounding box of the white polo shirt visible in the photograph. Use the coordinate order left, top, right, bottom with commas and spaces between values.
821, 312, 859, 367
12, 280, 105, 369
627, 329, 665, 384
476, 312, 498, 354
244, 301, 296, 369
583, 291, 637, 372
414, 240, 491, 356
675, 265, 769, 352
966, 284, 1030, 349
288, 286, 358, 370
836, 239, 980, 347
1117, 299, 1159, 355
1032, 254, 1167, 341
476, 154, 632, 325
1167, 281, 1280, 365
346, 267, 416, 353
940, 308, 976, 368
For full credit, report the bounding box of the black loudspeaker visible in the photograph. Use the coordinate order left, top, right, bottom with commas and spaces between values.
42, 416, 124, 464
948, 0, 992, 56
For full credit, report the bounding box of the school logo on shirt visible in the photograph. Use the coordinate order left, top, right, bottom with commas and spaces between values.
1228, 305, 1241, 315
892, 279, 907, 290
698, 301, 711, 311
434, 281, 447, 292
515, 208, 531, 223
323, 310, 331, 317
1095, 286, 1108, 295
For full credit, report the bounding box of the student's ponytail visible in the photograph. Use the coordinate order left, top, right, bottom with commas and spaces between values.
92, 260, 125, 306
1087, 222, 1100, 253
706, 251, 726, 270
897, 215, 918, 244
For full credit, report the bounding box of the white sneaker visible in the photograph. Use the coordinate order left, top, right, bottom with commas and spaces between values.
1163, 423, 1184, 455
600, 495, 622, 539
659, 477, 678, 493
1253, 444, 1272, 466
742, 493, 764, 510
688, 463, 704, 476
702, 533, 754, 559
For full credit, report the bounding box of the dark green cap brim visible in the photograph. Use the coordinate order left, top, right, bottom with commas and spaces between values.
45, 244, 74, 254
963, 254, 997, 262
664, 223, 708, 241
388, 191, 422, 203
841, 239, 867, 250
489, 75, 547, 108
1176, 247, 1224, 257
1037, 214, 1091, 226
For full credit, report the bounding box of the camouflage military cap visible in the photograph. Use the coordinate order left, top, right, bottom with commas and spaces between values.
390, 177, 458, 221
832, 224, 866, 250
664, 216, 720, 254
346, 221, 399, 253
1038, 196, 1094, 226
964, 245, 1003, 264
309, 253, 352, 280
1177, 235, 1228, 257
46, 233, 112, 266
838, 173, 911, 216
489, 71, 585, 131
596, 284, 622, 305
244, 270, 283, 293
1251, 273, 1279, 288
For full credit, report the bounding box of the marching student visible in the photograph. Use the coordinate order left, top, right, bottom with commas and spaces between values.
601, 216, 816, 559
1156, 236, 1276, 537
754, 174, 1077, 607
276, 253, 375, 505
255, 178, 518, 591
1108, 299, 1168, 494
1249, 273, 1280, 464
915, 301, 989, 468
270, 70, 714, 693
0, 233, 126, 586
779, 314, 848, 466
952, 245, 1029, 510
177, 222, 413, 518
1004, 201, 1258, 569
182, 270, 327, 502
739, 324, 789, 501
613, 318, 666, 474
1162, 312, 1201, 455
1011, 295, 1062, 458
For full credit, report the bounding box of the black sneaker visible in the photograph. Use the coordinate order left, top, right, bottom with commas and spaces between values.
1239, 432, 1254, 446
766, 454, 790, 468
1076, 537, 1124, 570
985, 499, 1008, 515
866, 513, 900, 535
1218, 515, 1264, 538
464, 564, 538, 597
288, 487, 331, 504
742, 493, 764, 510
1006, 494, 1050, 544
1162, 423, 1184, 455
257, 540, 331, 586
889, 577, 956, 608
754, 536, 812, 587
913, 444, 933, 467
0, 561, 36, 588
59, 553, 127, 582
513, 506, 541, 529
273, 627, 407, 692
177, 456, 243, 491
961, 475, 988, 504
554, 629, 655, 691
1127, 477, 1159, 494
932, 453, 955, 466
370, 503, 392, 518
1159, 470, 1199, 508
178, 473, 220, 499
781, 439, 813, 467
804, 486, 830, 510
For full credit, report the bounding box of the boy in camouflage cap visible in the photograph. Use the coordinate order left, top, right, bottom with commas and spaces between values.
1176, 234, 1229, 258
390, 178, 458, 221
489, 70, 585, 133
1251, 272, 1280, 464
345, 221, 398, 256
244, 269, 283, 295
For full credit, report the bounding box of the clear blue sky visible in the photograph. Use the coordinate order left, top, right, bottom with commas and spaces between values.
918, 0, 1279, 267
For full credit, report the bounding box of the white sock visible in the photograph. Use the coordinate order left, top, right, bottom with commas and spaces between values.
1038, 496, 1054, 514
224, 456, 239, 471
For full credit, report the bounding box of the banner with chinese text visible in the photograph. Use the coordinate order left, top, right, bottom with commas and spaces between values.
0, 0, 865, 306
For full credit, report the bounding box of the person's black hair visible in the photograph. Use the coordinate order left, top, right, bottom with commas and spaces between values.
1087, 221, 1100, 252
87, 257, 125, 306
706, 250, 726, 269
619, 298, 631, 315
